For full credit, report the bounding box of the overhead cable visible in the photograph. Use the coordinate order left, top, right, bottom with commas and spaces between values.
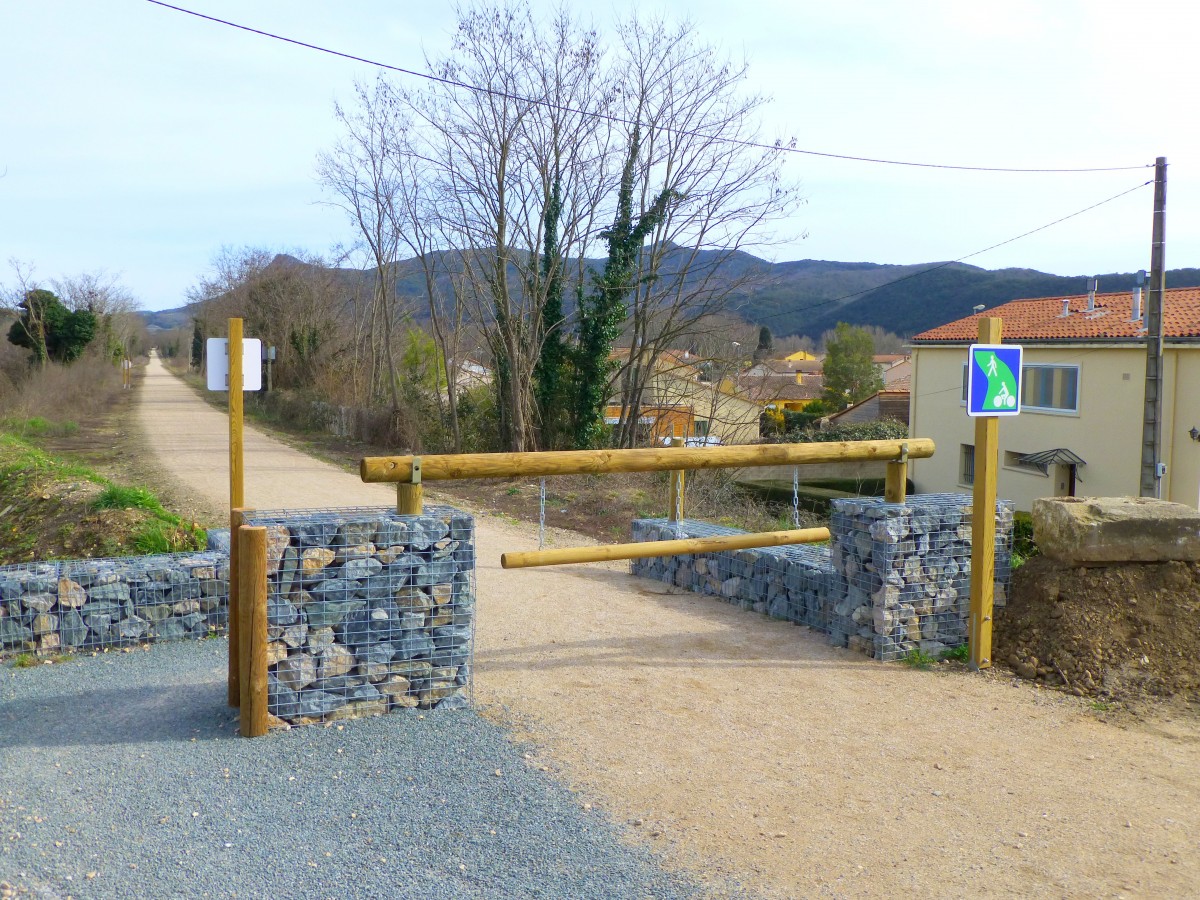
143, 0, 1152, 174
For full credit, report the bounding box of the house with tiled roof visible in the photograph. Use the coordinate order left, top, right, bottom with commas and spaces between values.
604, 348, 764, 445
908, 284, 1200, 510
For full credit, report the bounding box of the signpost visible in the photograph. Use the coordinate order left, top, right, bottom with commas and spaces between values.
966, 319, 1021, 671
206, 322, 262, 706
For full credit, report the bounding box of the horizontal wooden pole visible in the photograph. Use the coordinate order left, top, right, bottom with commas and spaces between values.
501, 526, 831, 570
362, 439, 933, 484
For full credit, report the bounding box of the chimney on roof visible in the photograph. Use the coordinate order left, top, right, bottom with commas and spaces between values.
1059, 298, 1071, 318
1086, 277, 1098, 312
1131, 269, 1146, 322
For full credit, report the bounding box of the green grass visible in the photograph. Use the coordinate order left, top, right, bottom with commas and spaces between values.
1089, 699, 1112, 712
0, 416, 79, 439
0, 429, 207, 558
94, 484, 163, 513
940, 644, 970, 663
133, 520, 202, 554
0, 434, 103, 483
901, 648, 938, 670
9, 653, 38, 668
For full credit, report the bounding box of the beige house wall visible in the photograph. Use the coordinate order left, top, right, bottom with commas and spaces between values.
909, 343, 1200, 511
646, 373, 762, 444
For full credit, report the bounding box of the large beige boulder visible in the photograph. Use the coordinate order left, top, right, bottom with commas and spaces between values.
1033, 496, 1200, 565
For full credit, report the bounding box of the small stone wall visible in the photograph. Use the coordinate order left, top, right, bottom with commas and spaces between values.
631, 493, 1013, 661
0, 553, 228, 655
241, 506, 475, 725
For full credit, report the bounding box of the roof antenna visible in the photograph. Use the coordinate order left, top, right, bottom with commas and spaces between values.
1131, 269, 1145, 322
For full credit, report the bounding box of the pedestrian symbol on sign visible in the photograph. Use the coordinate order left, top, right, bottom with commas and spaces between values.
967, 344, 1022, 417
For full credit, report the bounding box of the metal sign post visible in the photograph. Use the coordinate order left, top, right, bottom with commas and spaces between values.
966, 318, 1021, 670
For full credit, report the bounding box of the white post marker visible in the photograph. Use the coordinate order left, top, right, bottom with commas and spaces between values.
206, 338, 263, 391
966, 321, 1021, 671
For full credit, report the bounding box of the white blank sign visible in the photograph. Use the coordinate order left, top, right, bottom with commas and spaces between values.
206, 338, 263, 391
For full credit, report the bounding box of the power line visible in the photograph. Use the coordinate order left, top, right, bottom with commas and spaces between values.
143, 0, 1152, 175
749, 179, 1154, 325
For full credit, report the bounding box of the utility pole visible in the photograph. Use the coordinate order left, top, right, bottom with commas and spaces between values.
1140, 157, 1167, 498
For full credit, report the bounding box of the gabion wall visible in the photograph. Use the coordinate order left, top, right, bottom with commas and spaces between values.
631, 493, 1014, 662
0, 553, 228, 655
241, 506, 475, 725
630, 520, 837, 631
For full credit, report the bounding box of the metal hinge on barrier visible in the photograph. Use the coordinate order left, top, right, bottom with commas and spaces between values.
411, 457, 422, 486
898, 442, 909, 465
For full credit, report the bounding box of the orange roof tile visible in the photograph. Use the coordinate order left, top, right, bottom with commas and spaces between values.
912, 287, 1200, 343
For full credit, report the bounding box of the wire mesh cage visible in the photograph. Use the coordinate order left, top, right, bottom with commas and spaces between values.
241, 505, 475, 725
0, 552, 227, 655
829, 494, 1014, 661
631, 493, 1015, 662
630, 519, 836, 630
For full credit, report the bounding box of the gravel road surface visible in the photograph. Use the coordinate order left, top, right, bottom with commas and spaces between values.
0, 640, 709, 899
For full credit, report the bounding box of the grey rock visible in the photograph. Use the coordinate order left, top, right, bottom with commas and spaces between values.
297, 690, 348, 717
61, 610, 87, 647
0, 618, 33, 647
275, 654, 317, 691
88, 582, 131, 602
303, 599, 365, 627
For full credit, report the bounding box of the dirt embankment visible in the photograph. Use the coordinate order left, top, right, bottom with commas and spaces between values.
999, 555, 1200, 702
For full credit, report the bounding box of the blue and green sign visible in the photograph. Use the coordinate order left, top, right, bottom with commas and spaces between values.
967, 344, 1022, 417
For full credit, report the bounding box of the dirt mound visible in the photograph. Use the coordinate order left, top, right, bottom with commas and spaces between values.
996, 555, 1200, 701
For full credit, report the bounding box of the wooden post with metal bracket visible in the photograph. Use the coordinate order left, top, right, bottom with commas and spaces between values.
397, 456, 423, 515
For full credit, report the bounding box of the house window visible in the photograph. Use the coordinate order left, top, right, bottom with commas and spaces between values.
694, 419, 709, 437
960, 444, 975, 485
961, 363, 968, 402
1021, 365, 1078, 412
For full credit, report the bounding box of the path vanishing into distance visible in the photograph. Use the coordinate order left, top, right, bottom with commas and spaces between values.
129, 352, 1200, 898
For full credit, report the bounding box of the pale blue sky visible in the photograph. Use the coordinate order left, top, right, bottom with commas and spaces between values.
2, 0, 1196, 313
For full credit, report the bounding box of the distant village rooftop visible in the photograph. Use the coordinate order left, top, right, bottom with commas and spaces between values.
912, 286, 1200, 343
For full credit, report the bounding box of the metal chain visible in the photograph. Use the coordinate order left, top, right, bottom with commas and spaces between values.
792, 466, 801, 528
674, 470, 684, 538
538, 477, 547, 550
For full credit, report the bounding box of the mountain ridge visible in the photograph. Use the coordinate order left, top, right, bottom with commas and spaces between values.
140, 251, 1200, 341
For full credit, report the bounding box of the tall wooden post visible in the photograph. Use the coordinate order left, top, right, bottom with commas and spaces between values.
227, 508, 245, 707
969, 317, 1002, 671
229, 318, 244, 511
238, 524, 269, 738
668, 436, 685, 522
227, 317, 246, 708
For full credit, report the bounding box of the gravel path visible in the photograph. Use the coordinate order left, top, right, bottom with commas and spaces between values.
0, 640, 711, 899
11, 352, 1195, 898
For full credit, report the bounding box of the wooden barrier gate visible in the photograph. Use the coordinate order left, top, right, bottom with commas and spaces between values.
359, 439, 933, 568
227, 439, 937, 736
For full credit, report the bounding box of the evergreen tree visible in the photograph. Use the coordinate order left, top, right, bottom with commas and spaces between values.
532, 178, 569, 448
7, 288, 96, 365
821, 322, 883, 408
190, 319, 203, 370
570, 128, 676, 448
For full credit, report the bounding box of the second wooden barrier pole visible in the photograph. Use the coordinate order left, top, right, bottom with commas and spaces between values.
238, 524, 269, 738
502, 526, 831, 569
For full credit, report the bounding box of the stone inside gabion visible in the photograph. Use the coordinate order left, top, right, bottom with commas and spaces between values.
631, 494, 1014, 662
244, 506, 475, 724
0, 553, 228, 655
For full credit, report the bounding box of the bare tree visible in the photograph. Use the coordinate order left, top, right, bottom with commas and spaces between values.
403, 3, 616, 450
317, 77, 412, 416
607, 15, 802, 447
